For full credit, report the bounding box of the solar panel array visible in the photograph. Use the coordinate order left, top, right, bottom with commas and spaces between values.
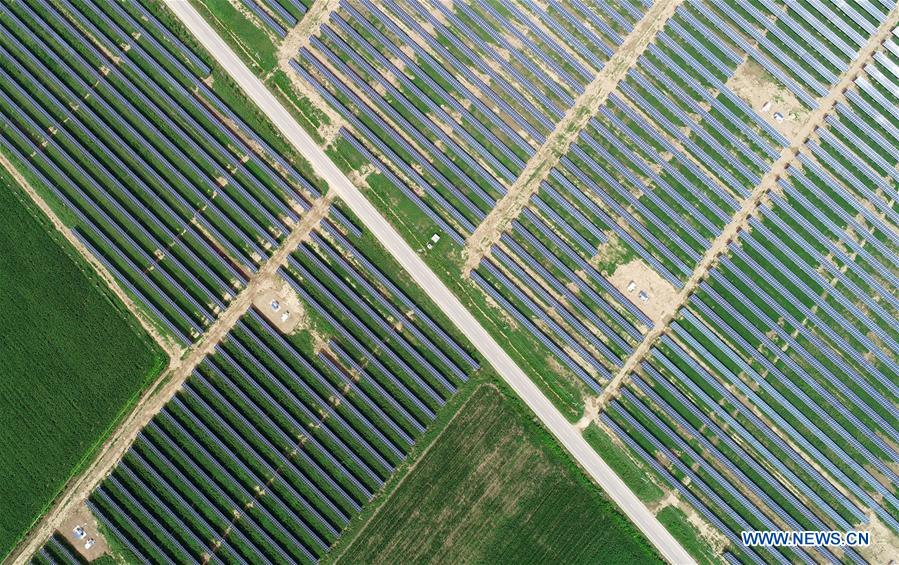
289, 0, 898, 396
600, 20, 899, 562
289, 0, 899, 559
292, 0, 655, 391
30, 534, 83, 565
0, 0, 338, 344
9, 0, 898, 561
89, 218, 479, 563
239, 0, 309, 37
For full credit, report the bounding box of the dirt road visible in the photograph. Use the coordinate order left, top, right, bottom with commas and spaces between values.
8, 194, 332, 565
163, 2, 694, 562
462, 0, 686, 273
595, 3, 899, 411
0, 154, 183, 362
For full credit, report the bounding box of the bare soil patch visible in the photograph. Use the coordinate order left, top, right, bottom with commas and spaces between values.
726, 59, 808, 139
857, 512, 899, 563
251, 278, 307, 334
57, 503, 107, 562
675, 499, 729, 556
463, 0, 687, 271
608, 259, 677, 326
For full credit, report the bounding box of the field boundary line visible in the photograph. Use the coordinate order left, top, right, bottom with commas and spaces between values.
9, 194, 333, 565
462, 0, 685, 273
330, 383, 496, 563
594, 4, 899, 412
0, 153, 183, 362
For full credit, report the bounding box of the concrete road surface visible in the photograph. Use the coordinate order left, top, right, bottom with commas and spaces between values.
164, 3, 694, 562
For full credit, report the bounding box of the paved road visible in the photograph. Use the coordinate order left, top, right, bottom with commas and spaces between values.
165, 3, 694, 562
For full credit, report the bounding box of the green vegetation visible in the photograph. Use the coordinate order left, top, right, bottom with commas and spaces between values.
332, 385, 659, 564
583, 422, 664, 503
189, 0, 278, 72
0, 173, 165, 560
656, 506, 719, 565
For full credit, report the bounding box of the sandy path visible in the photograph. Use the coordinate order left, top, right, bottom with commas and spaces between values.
277, 0, 340, 62
9, 195, 333, 565
273, 0, 347, 142
594, 4, 899, 412
163, 4, 695, 561
462, 0, 686, 273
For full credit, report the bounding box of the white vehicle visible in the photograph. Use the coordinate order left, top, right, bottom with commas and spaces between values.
85, 538, 95, 550
72, 526, 86, 540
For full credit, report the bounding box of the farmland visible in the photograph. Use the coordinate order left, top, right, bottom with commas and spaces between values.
592, 4, 899, 564
6, 0, 899, 563
0, 0, 337, 347
0, 168, 164, 560
331, 385, 659, 564
289, 0, 659, 407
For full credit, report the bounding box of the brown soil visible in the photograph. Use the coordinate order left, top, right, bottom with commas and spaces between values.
593, 3, 899, 412
251, 278, 308, 334
462, 0, 687, 273
856, 512, 899, 563
726, 59, 808, 139
57, 503, 108, 562
9, 196, 334, 565
608, 259, 677, 326
676, 498, 729, 556
274, 0, 347, 144
575, 395, 601, 431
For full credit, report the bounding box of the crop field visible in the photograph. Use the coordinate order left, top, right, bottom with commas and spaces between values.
272, 0, 899, 561
7, 0, 899, 562
284, 0, 899, 412
88, 215, 483, 563
0, 0, 347, 346
331, 385, 659, 564
0, 169, 164, 560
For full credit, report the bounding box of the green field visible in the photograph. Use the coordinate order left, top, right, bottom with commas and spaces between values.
332, 385, 660, 564
656, 506, 720, 565
0, 173, 165, 560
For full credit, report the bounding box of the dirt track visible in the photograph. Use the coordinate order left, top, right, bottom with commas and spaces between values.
272, 0, 347, 142
8, 195, 332, 565
462, 0, 686, 273
594, 4, 899, 412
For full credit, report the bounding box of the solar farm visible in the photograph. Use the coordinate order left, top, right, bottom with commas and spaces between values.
1, 0, 897, 563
